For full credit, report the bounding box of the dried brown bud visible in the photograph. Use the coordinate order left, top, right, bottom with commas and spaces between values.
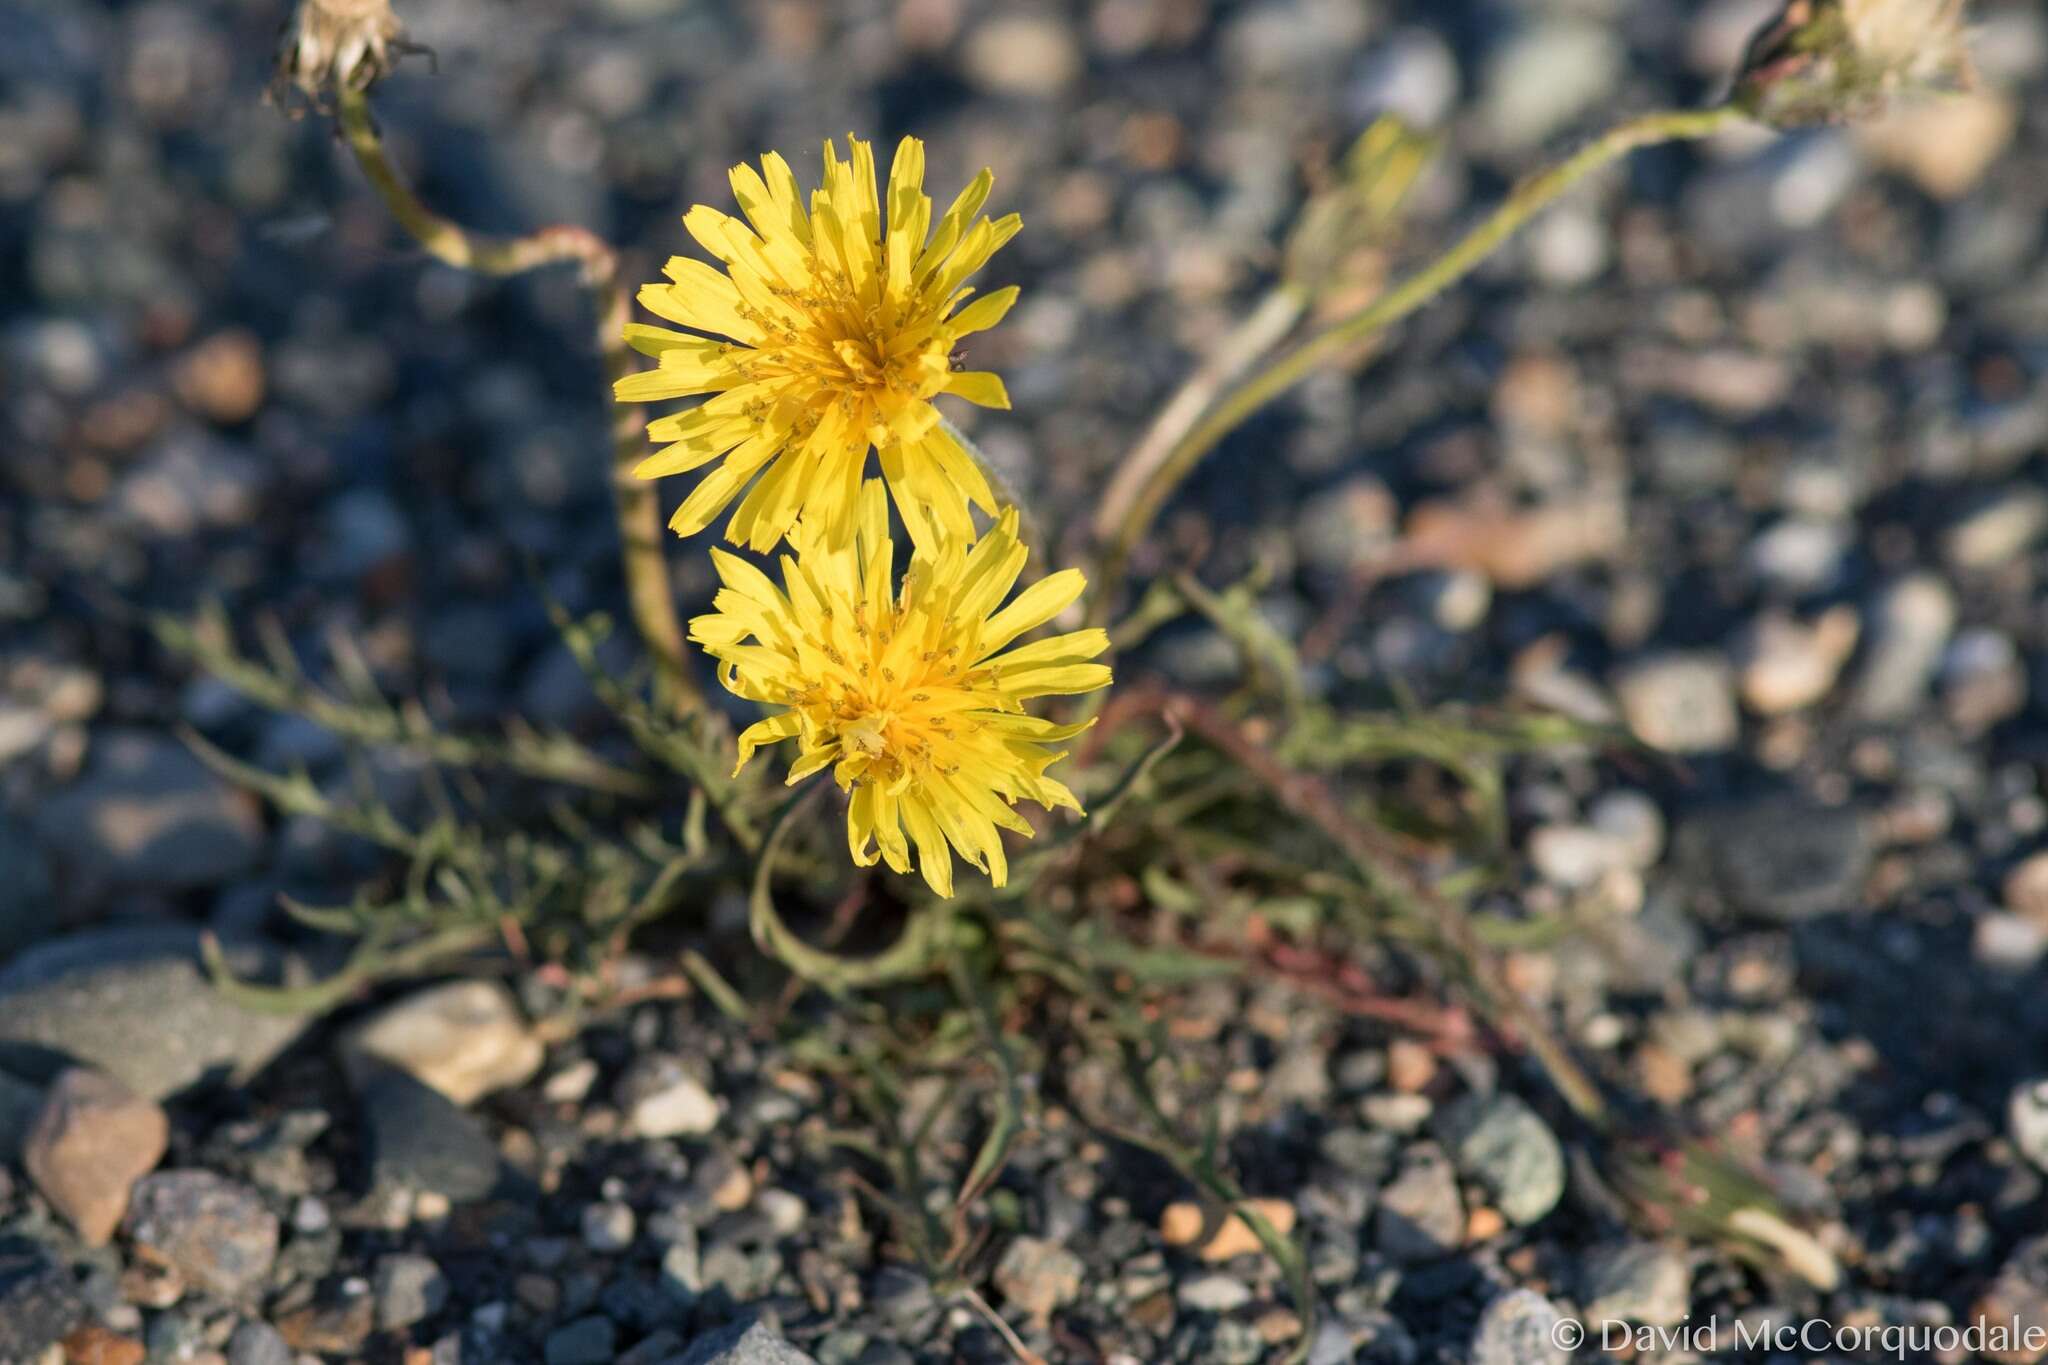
275, 0, 407, 102
1733, 0, 1974, 127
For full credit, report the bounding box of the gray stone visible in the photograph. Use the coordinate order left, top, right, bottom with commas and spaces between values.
1690, 796, 1870, 921
1527, 823, 1629, 889
1436, 1093, 1566, 1226
1851, 573, 1955, 721
0, 925, 309, 1099
582, 1200, 637, 1253
1374, 1144, 1463, 1261
0, 1238, 88, 1361
1471, 1288, 1570, 1365
672, 1318, 821, 1365
33, 730, 263, 894
373, 1252, 449, 1330
619, 1330, 684, 1365
1177, 1273, 1254, 1312
1346, 26, 1460, 128
125, 1170, 280, 1300
423, 603, 516, 682
227, 1320, 293, 1365
361, 1068, 501, 1202
993, 1235, 1085, 1322
1580, 1241, 1692, 1328
1745, 517, 1849, 591
1613, 653, 1740, 754
1588, 792, 1666, 870
961, 14, 1081, 96
544, 1315, 618, 1365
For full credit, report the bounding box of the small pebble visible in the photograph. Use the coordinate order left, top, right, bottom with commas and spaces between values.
582, 1200, 637, 1254
23, 1068, 168, 1246
1159, 1199, 1297, 1262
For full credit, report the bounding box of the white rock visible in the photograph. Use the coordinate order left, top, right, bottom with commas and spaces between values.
1852, 574, 1955, 721
339, 980, 543, 1106
1737, 606, 1860, 715
1613, 653, 1740, 753
627, 1071, 720, 1139
2010, 1079, 2048, 1174
1528, 825, 1627, 889
962, 15, 1081, 96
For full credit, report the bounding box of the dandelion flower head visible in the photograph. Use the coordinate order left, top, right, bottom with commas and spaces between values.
620, 135, 1021, 553
691, 484, 1111, 897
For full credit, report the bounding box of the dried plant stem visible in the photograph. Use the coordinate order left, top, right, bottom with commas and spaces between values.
1164, 695, 1610, 1126
1091, 286, 1305, 555
334, 87, 700, 713
1090, 104, 1746, 625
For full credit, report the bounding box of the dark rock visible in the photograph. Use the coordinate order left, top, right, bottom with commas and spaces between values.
1579, 1241, 1692, 1327
0, 925, 309, 1099
0, 816, 54, 962
1687, 796, 1871, 921
1470, 1288, 1569, 1365
0, 1067, 42, 1164
0, 1238, 87, 1362
361, 1067, 502, 1202
543, 1315, 617, 1365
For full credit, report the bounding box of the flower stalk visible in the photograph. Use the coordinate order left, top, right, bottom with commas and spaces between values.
332, 87, 701, 714
1088, 103, 1747, 627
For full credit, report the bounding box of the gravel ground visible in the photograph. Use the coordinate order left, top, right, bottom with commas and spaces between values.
5, 0, 2048, 1362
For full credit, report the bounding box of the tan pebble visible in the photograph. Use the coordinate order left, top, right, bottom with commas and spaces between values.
1159, 1198, 1297, 1261
1636, 1043, 1693, 1106
1859, 92, 2018, 200
712, 1163, 755, 1212
61, 1326, 144, 1365
119, 1260, 184, 1310
1464, 1206, 1507, 1244
25, 1069, 167, 1247
171, 329, 266, 425
2005, 852, 2048, 927
1254, 1307, 1304, 1344
1386, 1039, 1438, 1094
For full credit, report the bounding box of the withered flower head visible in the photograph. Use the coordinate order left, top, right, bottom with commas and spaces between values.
1733, 0, 1974, 127
276, 0, 407, 102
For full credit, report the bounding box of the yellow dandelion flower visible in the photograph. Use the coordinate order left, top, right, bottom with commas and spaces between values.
691, 483, 1111, 897
618, 135, 1022, 553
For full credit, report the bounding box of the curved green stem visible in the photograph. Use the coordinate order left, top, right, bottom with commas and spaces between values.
1090, 104, 1747, 628
749, 785, 949, 989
